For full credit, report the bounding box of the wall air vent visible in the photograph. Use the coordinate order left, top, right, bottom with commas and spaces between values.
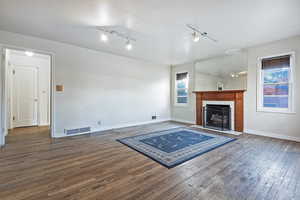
64, 127, 91, 135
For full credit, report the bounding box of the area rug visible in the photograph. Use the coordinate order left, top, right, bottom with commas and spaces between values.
117, 128, 236, 168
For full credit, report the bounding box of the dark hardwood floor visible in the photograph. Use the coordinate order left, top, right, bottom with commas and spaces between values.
0, 122, 299, 200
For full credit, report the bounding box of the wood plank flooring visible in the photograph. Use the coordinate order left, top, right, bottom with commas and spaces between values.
0, 121, 300, 200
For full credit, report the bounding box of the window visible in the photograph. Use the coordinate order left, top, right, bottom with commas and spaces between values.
175, 72, 189, 105
257, 53, 295, 113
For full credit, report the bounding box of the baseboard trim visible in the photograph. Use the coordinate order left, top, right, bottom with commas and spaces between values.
171, 118, 195, 124
38, 124, 50, 127
53, 118, 172, 138
192, 125, 242, 136
245, 129, 300, 142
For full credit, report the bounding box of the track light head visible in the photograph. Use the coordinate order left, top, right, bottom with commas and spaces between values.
192, 32, 200, 42
25, 51, 34, 57
97, 26, 136, 50
101, 33, 108, 42
126, 40, 132, 51
187, 24, 218, 43
230, 73, 239, 78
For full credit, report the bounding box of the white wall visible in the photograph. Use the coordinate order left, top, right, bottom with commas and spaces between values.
171, 63, 196, 123
223, 75, 247, 90
194, 72, 222, 91
8, 51, 51, 127
195, 73, 247, 91
0, 30, 171, 138
245, 36, 300, 140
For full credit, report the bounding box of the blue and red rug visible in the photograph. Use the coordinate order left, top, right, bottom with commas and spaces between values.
117, 128, 236, 168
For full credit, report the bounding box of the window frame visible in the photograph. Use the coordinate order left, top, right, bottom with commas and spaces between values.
174, 71, 189, 107
257, 52, 296, 114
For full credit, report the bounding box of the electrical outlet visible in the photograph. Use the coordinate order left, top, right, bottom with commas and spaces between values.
97, 121, 102, 125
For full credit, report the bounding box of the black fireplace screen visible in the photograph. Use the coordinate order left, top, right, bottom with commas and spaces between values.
203, 104, 231, 131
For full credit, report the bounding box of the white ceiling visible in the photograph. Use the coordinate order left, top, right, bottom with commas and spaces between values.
0, 0, 299, 65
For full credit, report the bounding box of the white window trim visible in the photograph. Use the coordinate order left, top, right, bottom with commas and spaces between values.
257, 52, 296, 114
174, 71, 189, 107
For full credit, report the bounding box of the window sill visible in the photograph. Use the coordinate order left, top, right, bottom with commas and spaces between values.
257, 108, 296, 115
174, 103, 189, 107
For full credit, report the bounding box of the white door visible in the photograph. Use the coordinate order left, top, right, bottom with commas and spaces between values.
12, 65, 38, 128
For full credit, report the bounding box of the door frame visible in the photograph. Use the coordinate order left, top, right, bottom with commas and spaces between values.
0, 44, 55, 146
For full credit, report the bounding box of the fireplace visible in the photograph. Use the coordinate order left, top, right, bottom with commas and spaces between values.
203, 104, 231, 131
193, 90, 245, 132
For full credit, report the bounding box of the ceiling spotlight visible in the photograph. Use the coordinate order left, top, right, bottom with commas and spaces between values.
101, 33, 108, 42
192, 32, 200, 42
126, 40, 132, 51
187, 24, 217, 43
25, 51, 34, 57
230, 73, 239, 78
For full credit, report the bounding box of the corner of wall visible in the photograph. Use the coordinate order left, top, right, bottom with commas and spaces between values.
170, 62, 196, 123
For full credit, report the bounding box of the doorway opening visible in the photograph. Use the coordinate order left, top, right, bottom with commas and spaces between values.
1, 47, 53, 144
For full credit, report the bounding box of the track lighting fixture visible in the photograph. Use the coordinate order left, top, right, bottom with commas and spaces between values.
25, 51, 34, 57
126, 40, 132, 51
192, 32, 200, 42
101, 33, 108, 42
186, 24, 217, 43
97, 26, 136, 51
230, 71, 247, 78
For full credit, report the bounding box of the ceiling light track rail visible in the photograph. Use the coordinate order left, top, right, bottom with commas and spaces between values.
97, 27, 136, 42
186, 24, 218, 43
97, 26, 136, 50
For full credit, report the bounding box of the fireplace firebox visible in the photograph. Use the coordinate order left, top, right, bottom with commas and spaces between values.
203, 104, 231, 131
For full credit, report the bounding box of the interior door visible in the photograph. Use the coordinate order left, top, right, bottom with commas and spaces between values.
12, 65, 38, 128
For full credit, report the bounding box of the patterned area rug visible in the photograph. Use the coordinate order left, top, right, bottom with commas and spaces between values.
117, 128, 236, 168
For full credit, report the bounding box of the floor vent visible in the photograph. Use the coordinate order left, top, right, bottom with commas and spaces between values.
65, 127, 91, 135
